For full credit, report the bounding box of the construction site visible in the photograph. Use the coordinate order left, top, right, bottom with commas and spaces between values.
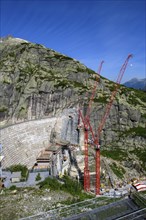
0, 48, 146, 219
0, 0, 146, 216
1, 54, 145, 190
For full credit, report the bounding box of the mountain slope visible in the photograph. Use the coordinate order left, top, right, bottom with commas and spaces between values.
123, 78, 146, 90
0, 36, 146, 181
0, 36, 95, 124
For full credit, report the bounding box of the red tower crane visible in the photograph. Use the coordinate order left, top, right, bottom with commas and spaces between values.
79, 61, 104, 192
88, 54, 132, 195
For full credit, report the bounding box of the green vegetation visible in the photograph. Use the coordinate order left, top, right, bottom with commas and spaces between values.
94, 96, 108, 103
140, 191, 146, 195
0, 185, 122, 220
122, 126, 146, 138
62, 176, 83, 196
19, 47, 26, 54
125, 88, 146, 105
110, 162, 126, 179
7, 164, 28, 180
3, 77, 11, 84
35, 173, 41, 181
54, 78, 88, 91
9, 185, 17, 190
141, 113, 146, 119
19, 105, 27, 118
87, 68, 95, 75
133, 89, 146, 103
39, 176, 93, 202
101, 147, 128, 161
7, 52, 16, 57
39, 176, 61, 190
129, 149, 146, 171
118, 86, 146, 106
54, 53, 73, 61
0, 106, 8, 112
131, 192, 146, 208
72, 81, 88, 90
108, 84, 118, 92
54, 79, 70, 89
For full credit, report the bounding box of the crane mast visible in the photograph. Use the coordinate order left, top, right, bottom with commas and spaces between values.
79, 61, 104, 192
78, 54, 132, 195
85, 61, 104, 120
93, 54, 132, 195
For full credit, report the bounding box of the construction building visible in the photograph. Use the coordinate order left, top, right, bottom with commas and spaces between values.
34, 140, 71, 177
11, 171, 21, 183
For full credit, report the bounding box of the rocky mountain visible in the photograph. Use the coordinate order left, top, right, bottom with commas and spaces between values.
123, 78, 146, 90
0, 36, 146, 185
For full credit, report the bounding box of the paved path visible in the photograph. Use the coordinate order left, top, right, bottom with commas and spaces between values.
2, 171, 50, 188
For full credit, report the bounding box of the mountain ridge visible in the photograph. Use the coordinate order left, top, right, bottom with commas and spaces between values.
123, 77, 146, 90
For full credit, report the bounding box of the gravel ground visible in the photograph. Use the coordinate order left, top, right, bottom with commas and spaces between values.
0, 187, 72, 220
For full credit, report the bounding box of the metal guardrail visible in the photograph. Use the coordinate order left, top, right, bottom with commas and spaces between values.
19, 197, 140, 220
64, 198, 139, 220
115, 208, 146, 220
131, 191, 146, 208
18, 192, 146, 220
19, 197, 118, 220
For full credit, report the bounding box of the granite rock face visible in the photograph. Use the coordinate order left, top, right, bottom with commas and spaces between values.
0, 36, 146, 178
0, 36, 92, 125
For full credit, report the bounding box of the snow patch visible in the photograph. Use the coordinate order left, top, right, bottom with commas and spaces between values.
15, 38, 29, 43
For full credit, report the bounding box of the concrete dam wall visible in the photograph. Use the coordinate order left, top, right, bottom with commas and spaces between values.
0, 108, 79, 169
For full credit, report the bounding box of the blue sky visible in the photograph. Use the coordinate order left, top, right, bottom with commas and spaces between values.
0, 0, 145, 82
